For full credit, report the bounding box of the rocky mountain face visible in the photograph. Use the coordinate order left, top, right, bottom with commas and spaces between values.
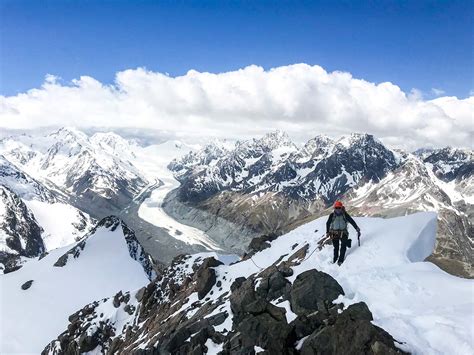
1, 151, 95, 252
419, 147, 473, 181
170, 132, 398, 203
167, 132, 473, 277
43, 251, 405, 355
0, 185, 45, 273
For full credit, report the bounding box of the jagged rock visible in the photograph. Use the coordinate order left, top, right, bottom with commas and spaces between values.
135, 286, 146, 302
196, 267, 217, 300
200, 256, 224, 269
227, 311, 294, 354
226, 271, 295, 354
1, 254, 23, 274
230, 277, 246, 292
248, 233, 280, 254
300, 302, 407, 355
291, 311, 326, 339
255, 267, 292, 301
195, 257, 222, 300
290, 269, 344, 315
113, 290, 130, 308
21, 280, 33, 290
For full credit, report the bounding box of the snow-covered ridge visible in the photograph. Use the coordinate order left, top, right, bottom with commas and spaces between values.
43, 212, 474, 354
0, 216, 153, 354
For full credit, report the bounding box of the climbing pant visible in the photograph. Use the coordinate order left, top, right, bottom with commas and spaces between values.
330, 230, 349, 263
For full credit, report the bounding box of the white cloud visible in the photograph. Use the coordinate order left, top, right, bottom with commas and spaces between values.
0, 64, 472, 150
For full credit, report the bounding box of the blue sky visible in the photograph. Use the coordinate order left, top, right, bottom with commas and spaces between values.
0, 0, 472, 98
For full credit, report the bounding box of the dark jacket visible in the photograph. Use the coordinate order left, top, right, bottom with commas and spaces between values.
326, 209, 359, 233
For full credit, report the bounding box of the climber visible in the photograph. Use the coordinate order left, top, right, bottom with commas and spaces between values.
326, 201, 361, 265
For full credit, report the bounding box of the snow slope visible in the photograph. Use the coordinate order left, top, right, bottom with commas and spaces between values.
24, 200, 93, 251
0, 221, 151, 354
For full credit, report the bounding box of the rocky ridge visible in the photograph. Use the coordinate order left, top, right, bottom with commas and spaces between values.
43, 247, 406, 354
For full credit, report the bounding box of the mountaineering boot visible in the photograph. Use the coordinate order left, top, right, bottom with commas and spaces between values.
337, 259, 344, 266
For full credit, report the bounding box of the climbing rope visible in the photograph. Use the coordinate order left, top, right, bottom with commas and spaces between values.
248, 255, 265, 270
247, 231, 328, 271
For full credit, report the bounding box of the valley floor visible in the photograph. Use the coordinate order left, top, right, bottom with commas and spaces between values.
138, 175, 221, 250
133, 142, 222, 250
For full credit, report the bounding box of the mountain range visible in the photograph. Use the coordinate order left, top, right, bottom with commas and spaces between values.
166, 131, 473, 277
1, 127, 473, 353
1, 128, 472, 277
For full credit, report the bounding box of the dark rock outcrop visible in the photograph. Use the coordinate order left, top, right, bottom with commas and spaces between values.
300, 302, 404, 355
246, 232, 280, 257
290, 269, 345, 315
21, 280, 34, 290
195, 257, 223, 300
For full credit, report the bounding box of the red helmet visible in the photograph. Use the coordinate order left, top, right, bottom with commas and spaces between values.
334, 200, 343, 208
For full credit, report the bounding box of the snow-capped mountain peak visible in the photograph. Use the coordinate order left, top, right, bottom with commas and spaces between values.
422, 146, 474, 182
90, 131, 138, 160
298, 134, 334, 161
256, 129, 295, 151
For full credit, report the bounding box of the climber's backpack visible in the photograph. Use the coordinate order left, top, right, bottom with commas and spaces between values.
330, 212, 348, 231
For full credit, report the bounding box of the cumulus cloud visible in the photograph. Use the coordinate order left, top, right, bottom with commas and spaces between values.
0, 64, 472, 150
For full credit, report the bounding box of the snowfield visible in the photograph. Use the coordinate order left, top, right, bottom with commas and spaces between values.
24, 199, 92, 251
0, 223, 151, 354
